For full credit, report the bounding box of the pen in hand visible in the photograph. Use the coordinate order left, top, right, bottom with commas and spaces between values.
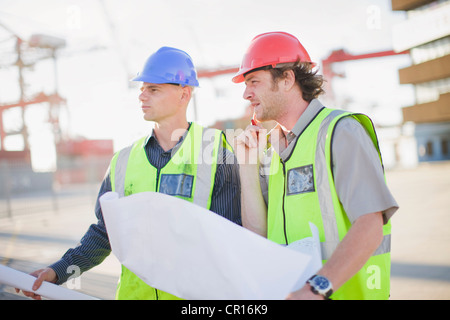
251, 113, 260, 140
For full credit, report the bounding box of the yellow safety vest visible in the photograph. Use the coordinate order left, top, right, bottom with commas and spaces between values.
267, 108, 391, 300
109, 122, 227, 300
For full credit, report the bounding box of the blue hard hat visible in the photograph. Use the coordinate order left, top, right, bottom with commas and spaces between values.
132, 47, 199, 87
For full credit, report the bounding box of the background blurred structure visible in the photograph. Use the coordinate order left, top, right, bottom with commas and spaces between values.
392, 0, 450, 162
0, 21, 113, 217
0, 28, 63, 197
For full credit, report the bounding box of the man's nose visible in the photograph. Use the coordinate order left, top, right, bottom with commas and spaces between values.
243, 87, 253, 100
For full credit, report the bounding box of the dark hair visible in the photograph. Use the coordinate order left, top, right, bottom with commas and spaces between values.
268, 61, 325, 102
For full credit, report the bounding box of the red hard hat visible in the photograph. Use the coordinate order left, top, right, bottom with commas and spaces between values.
232, 32, 315, 83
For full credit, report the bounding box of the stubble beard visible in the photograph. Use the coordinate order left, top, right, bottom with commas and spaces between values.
257, 84, 285, 122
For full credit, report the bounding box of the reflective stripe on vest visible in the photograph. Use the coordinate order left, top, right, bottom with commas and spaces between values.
267, 107, 391, 300
109, 122, 224, 300
316, 110, 390, 260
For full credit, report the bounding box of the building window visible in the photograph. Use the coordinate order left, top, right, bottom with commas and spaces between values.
426, 141, 433, 156
442, 139, 448, 155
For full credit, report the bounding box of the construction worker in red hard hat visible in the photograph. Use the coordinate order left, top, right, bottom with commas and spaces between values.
233, 32, 398, 300
16, 47, 241, 300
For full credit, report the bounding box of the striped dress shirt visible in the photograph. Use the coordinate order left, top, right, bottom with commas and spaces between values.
50, 126, 241, 284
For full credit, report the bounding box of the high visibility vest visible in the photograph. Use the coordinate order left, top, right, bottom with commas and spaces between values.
267, 108, 391, 300
109, 122, 227, 300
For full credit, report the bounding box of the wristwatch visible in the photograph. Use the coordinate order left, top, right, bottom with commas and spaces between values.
307, 275, 333, 299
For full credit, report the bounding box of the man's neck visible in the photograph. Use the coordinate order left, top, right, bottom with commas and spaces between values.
153, 120, 189, 152
277, 96, 309, 131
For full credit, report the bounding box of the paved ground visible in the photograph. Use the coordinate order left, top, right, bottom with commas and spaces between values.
387, 161, 450, 300
0, 188, 120, 300
0, 161, 449, 300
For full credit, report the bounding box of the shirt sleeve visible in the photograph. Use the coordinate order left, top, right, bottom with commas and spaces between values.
332, 117, 399, 224
49, 172, 112, 285
209, 145, 242, 226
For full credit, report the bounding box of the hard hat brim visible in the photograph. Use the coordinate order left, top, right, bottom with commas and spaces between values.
231, 71, 246, 83
131, 73, 199, 87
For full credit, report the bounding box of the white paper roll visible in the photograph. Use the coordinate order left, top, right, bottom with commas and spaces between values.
0, 265, 99, 300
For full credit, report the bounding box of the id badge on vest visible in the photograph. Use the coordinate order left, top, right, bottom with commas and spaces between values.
159, 174, 194, 198
287, 164, 315, 195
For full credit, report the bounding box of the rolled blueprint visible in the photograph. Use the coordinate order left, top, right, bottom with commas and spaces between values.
0, 265, 99, 300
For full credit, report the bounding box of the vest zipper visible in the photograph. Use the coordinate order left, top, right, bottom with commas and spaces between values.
155, 167, 161, 192
280, 158, 289, 245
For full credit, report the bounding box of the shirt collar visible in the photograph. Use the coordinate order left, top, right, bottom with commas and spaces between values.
290, 99, 325, 138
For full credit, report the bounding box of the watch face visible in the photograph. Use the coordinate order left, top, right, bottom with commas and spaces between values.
314, 276, 330, 290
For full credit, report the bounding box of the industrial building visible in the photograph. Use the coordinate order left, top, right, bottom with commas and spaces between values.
392, 0, 450, 162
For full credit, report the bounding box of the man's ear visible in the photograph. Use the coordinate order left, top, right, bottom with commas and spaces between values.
180, 86, 192, 103
282, 70, 296, 91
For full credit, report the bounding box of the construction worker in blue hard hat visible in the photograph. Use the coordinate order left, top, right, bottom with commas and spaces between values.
16, 47, 242, 300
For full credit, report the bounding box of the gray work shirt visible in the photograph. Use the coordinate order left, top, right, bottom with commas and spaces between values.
259, 99, 398, 224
